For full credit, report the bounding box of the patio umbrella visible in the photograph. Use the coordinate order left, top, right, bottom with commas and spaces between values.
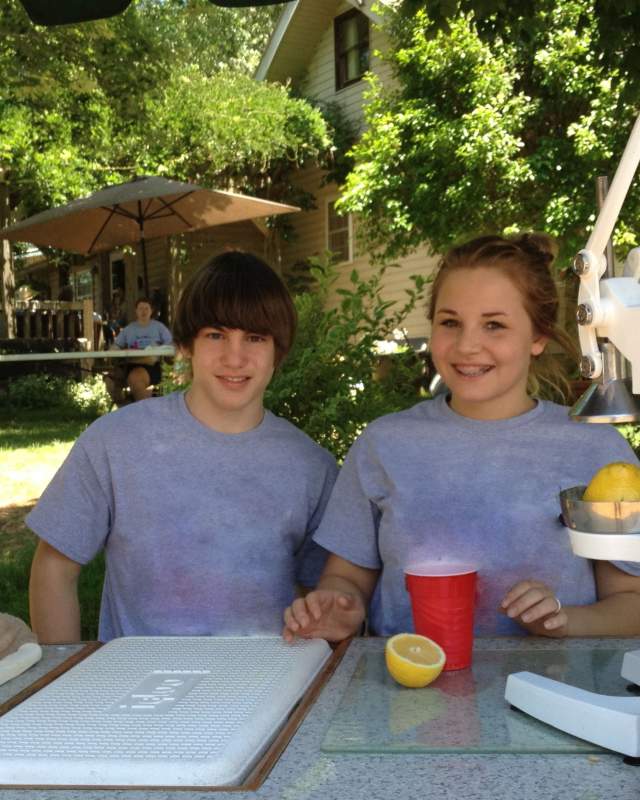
19, 1, 290, 26
1, 176, 299, 295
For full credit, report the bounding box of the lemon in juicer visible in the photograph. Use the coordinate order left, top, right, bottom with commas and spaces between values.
582, 462, 640, 502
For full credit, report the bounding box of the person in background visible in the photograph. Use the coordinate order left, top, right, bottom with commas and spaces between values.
28, 251, 338, 643
57, 284, 74, 302
283, 233, 640, 644
113, 296, 173, 401
103, 288, 127, 349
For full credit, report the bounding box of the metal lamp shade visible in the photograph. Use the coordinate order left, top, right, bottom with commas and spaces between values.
570, 378, 640, 424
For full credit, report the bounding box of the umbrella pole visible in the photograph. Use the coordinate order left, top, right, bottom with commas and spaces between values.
140, 235, 150, 297
137, 202, 150, 297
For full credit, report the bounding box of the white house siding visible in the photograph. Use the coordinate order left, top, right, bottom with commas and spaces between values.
301, 5, 393, 132
165, 221, 269, 318
257, 2, 337, 85
276, 8, 437, 341
281, 163, 437, 340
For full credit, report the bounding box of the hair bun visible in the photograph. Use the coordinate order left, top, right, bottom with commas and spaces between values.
517, 232, 557, 266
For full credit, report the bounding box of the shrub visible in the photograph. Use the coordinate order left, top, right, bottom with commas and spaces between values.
67, 375, 114, 417
0, 373, 113, 418
265, 263, 428, 461
618, 424, 640, 458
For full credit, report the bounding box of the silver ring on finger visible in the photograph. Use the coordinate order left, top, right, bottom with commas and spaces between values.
554, 597, 562, 614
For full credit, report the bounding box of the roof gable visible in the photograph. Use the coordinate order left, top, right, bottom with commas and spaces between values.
256, 0, 392, 84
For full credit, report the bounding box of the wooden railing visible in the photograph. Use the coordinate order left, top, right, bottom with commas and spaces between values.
14, 299, 98, 350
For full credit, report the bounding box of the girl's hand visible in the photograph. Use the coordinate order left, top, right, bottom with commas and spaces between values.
283, 589, 365, 643
500, 579, 568, 637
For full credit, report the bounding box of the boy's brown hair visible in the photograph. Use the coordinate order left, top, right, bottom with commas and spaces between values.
173, 251, 297, 368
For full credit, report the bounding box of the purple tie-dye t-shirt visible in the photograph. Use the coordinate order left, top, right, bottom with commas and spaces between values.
27, 392, 337, 641
313, 395, 640, 636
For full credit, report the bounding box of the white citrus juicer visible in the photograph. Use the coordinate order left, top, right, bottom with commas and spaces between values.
505, 110, 640, 760
505, 493, 640, 758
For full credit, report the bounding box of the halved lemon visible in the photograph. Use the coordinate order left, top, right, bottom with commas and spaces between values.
385, 633, 446, 688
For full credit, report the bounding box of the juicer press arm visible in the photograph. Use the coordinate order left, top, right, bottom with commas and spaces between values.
573, 114, 640, 394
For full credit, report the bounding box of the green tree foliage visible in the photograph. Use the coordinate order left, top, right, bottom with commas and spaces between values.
0, 373, 113, 417
340, 0, 640, 264
0, 0, 329, 333
144, 71, 329, 197
0, 0, 327, 219
417, 0, 640, 86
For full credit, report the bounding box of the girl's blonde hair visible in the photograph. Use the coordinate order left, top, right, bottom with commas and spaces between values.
427, 233, 579, 402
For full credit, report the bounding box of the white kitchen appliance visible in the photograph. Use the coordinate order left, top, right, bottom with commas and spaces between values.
505, 495, 640, 758
0, 636, 331, 787
505, 114, 640, 759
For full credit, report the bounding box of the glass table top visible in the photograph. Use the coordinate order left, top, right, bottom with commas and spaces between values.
322, 646, 633, 754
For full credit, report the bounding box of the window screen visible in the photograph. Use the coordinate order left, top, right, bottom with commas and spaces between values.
327, 200, 352, 264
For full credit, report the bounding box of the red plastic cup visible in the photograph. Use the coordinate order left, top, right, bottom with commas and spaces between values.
404, 564, 477, 671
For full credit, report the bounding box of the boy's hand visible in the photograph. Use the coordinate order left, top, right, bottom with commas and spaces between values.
500, 579, 568, 637
283, 589, 365, 643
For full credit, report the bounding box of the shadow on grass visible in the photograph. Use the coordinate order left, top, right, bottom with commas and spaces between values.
0, 502, 105, 641
0, 411, 93, 450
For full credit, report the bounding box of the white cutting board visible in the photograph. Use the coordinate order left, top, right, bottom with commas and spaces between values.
0, 635, 331, 787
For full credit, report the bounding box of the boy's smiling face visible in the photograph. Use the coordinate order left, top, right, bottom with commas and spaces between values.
181, 327, 275, 433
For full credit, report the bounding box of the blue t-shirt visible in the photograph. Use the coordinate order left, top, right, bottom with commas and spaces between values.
114, 319, 172, 350
27, 392, 338, 641
313, 395, 640, 636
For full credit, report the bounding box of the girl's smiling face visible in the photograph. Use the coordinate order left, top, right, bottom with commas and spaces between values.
430, 267, 548, 420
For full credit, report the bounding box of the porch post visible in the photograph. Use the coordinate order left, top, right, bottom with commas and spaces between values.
0, 181, 15, 338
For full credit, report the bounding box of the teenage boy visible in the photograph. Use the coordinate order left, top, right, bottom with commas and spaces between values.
28, 252, 338, 643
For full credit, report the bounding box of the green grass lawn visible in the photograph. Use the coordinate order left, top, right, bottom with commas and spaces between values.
0, 411, 104, 640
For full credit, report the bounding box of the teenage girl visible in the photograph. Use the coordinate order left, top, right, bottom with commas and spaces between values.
283, 234, 640, 642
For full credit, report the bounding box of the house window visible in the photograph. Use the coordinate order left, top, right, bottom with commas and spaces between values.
73, 269, 93, 300
334, 9, 369, 91
110, 256, 125, 295
327, 199, 353, 264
